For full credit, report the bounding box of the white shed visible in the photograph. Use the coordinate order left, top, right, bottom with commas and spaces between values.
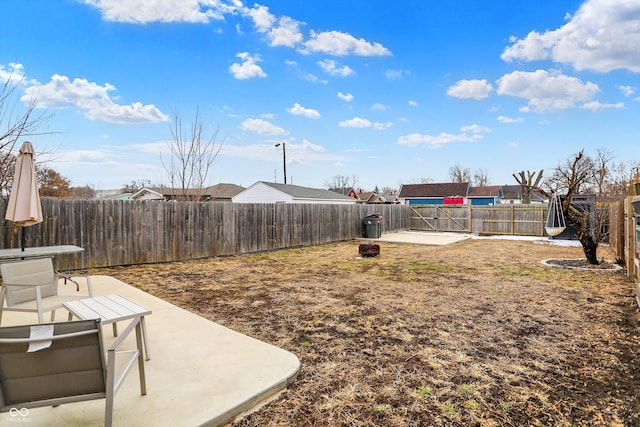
232, 181, 357, 204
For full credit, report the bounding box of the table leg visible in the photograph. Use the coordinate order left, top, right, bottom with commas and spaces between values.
140, 316, 151, 361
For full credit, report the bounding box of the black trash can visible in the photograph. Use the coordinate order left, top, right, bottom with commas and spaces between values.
363, 213, 383, 238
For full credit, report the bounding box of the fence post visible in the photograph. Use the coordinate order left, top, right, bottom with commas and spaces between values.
626, 196, 636, 279
510, 206, 514, 235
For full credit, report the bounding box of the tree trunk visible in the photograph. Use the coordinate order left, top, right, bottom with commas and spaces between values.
579, 234, 600, 265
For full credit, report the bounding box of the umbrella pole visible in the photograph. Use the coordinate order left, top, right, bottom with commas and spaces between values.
21, 227, 25, 251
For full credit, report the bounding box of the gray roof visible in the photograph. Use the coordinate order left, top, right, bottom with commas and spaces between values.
206, 183, 245, 198
260, 182, 354, 200
399, 182, 470, 198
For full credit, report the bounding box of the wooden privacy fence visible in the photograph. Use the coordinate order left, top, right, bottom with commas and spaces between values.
410, 205, 549, 236
608, 197, 638, 279
0, 198, 410, 269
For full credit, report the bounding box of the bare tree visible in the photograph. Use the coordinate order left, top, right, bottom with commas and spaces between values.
380, 186, 398, 195
161, 108, 224, 201
325, 174, 357, 190
594, 154, 639, 201
448, 163, 471, 183
120, 179, 152, 194
542, 150, 605, 264
0, 65, 53, 195
512, 170, 544, 204
409, 177, 433, 184
473, 168, 490, 186
70, 185, 96, 199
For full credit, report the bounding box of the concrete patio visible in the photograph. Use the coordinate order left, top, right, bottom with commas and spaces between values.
0, 275, 301, 426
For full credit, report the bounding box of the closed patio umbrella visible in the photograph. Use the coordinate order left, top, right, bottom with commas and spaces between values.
4, 141, 43, 250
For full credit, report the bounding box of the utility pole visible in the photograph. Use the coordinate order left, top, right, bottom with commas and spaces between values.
274, 142, 287, 184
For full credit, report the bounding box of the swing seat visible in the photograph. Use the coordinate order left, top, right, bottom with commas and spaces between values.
545, 226, 565, 237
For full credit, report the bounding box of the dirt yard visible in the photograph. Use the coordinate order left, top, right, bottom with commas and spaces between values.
101, 237, 640, 426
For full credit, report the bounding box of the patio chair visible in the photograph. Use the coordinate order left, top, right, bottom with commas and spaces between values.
0, 318, 147, 427
0, 257, 93, 325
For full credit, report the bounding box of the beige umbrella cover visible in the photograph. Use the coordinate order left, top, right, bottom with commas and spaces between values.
5, 141, 43, 249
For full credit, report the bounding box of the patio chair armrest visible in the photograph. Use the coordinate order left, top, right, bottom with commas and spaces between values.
1, 281, 46, 288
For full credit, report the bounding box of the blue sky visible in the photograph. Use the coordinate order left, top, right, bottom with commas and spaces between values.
1, 0, 639, 191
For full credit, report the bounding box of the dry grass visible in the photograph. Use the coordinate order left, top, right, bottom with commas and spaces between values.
100, 238, 640, 426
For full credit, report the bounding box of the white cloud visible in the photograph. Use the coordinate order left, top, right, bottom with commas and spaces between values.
229, 52, 267, 79
267, 16, 303, 47
0, 62, 34, 86
318, 59, 355, 77
303, 73, 326, 83
339, 117, 372, 128
338, 117, 392, 130
240, 118, 287, 135
245, 4, 276, 33
501, 0, 640, 72
397, 124, 491, 148
581, 101, 624, 111
460, 124, 491, 138
385, 69, 409, 79
618, 85, 636, 97
408, 100, 418, 107
447, 79, 493, 100
497, 115, 524, 123
286, 103, 321, 119
242, 4, 390, 59
370, 103, 386, 111
337, 92, 354, 101
22, 74, 169, 124
496, 69, 600, 112
372, 122, 393, 130
397, 132, 472, 148
82, 0, 237, 24
247, 5, 303, 48
302, 30, 391, 56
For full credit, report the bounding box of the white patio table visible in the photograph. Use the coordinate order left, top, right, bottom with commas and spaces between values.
64, 294, 152, 361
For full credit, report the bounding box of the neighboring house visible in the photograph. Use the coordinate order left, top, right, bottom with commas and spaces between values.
328, 187, 359, 200
379, 193, 400, 204
467, 185, 503, 206
368, 193, 399, 204
108, 183, 245, 202
355, 191, 399, 204
203, 183, 246, 202
357, 191, 374, 203
131, 188, 164, 201
500, 185, 547, 204
232, 181, 357, 204
108, 192, 134, 201
156, 183, 245, 202
398, 182, 470, 205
